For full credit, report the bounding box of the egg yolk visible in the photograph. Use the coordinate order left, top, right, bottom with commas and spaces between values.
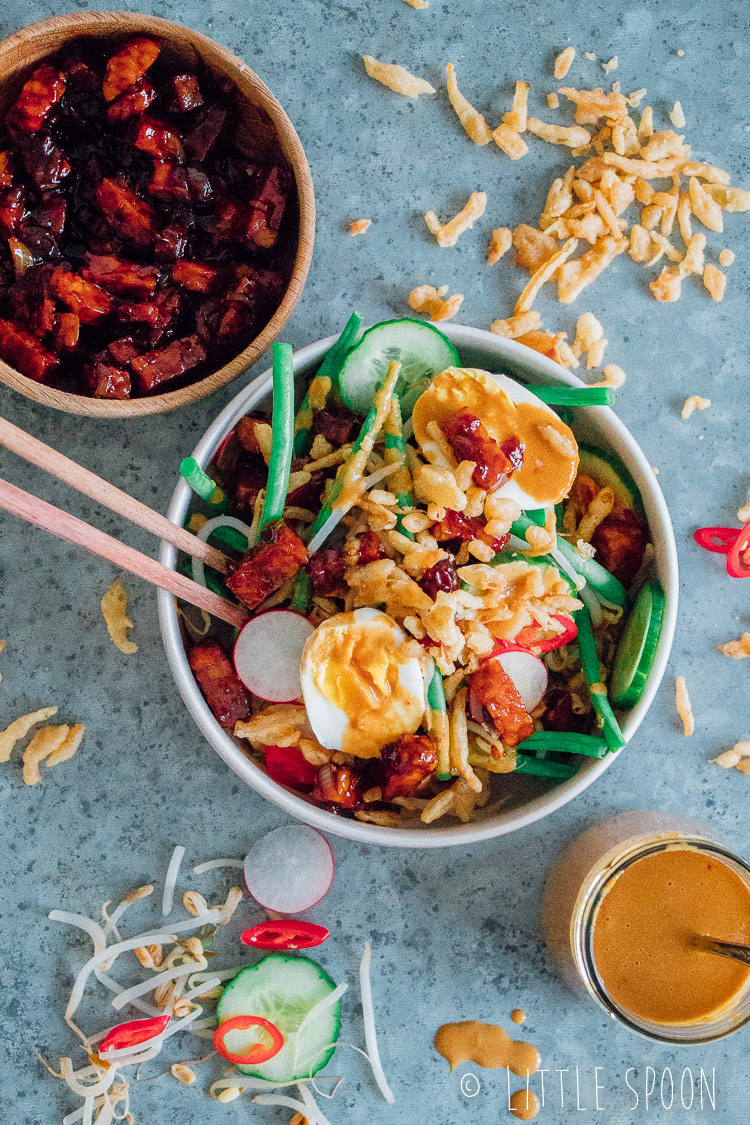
412, 367, 579, 506
306, 612, 424, 758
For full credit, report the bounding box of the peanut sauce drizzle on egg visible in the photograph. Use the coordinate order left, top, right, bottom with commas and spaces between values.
412, 366, 579, 506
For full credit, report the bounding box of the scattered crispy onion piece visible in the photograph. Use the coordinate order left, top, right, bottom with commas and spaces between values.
424, 191, 487, 247
718, 633, 750, 659
703, 263, 726, 302
681, 394, 711, 419
408, 284, 464, 322
0, 706, 57, 763
492, 122, 528, 159
101, 578, 138, 655
675, 676, 694, 736
514, 237, 578, 314
554, 47, 576, 80
22, 724, 71, 785
487, 227, 513, 265
445, 64, 492, 145
527, 117, 591, 147
362, 56, 435, 98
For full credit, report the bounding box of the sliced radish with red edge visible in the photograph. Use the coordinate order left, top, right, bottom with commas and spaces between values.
495, 649, 548, 711
233, 610, 314, 702
244, 825, 334, 914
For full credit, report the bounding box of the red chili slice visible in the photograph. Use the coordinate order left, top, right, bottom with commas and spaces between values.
726, 523, 750, 579
694, 526, 739, 554
100, 1014, 170, 1054
214, 1015, 284, 1065
240, 919, 330, 950
507, 614, 578, 654
263, 745, 319, 792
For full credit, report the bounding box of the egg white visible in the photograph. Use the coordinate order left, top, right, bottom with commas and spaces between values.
300, 607, 425, 753
484, 372, 570, 511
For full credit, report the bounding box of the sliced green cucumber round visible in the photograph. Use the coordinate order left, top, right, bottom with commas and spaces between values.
578, 444, 644, 512
216, 954, 341, 1082
609, 579, 665, 709
338, 318, 460, 415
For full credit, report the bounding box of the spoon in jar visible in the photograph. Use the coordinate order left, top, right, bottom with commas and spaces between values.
691, 934, 750, 966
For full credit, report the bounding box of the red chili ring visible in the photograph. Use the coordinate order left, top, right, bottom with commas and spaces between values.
214, 1015, 284, 1065
726, 523, 750, 579
240, 919, 330, 950
694, 526, 739, 554
100, 1014, 171, 1054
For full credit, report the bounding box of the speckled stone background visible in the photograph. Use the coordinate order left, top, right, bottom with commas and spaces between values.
1, 1, 749, 1121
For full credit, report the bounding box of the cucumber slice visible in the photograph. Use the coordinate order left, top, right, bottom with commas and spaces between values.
216, 954, 341, 1082
578, 444, 643, 512
338, 318, 460, 415
609, 579, 665, 709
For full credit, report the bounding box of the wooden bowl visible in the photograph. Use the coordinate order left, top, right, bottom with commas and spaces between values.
0, 11, 315, 418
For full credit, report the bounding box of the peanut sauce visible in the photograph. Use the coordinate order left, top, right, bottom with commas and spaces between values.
412, 367, 578, 505
510, 1089, 541, 1120
305, 611, 423, 758
592, 847, 750, 1025
433, 1020, 540, 1076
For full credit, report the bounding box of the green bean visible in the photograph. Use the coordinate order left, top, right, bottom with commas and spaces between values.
516, 730, 608, 759
203, 525, 249, 553
515, 754, 577, 779
180, 457, 227, 510
260, 342, 296, 532
427, 660, 451, 779
292, 311, 362, 457
529, 386, 615, 407
290, 569, 312, 614
177, 557, 226, 599
575, 604, 626, 753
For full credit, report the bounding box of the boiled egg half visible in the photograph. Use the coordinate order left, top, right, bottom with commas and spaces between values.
411, 366, 579, 510
300, 607, 425, 759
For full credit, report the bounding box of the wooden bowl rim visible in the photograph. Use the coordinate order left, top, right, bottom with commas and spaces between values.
0, 10, 315, 418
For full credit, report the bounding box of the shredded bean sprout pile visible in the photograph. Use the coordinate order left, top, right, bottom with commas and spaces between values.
44, 846, 394, 1124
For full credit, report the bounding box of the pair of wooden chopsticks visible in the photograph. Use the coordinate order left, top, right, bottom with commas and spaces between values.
0, 415, 248, 629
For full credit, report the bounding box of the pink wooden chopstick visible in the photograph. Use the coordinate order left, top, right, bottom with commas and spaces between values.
0, 415, 231, 574
0, 476, 248, 629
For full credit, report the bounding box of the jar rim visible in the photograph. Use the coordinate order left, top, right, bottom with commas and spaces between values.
572, 833, 750, 1044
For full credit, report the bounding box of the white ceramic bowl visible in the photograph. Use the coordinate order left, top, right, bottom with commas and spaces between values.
158, 324, 678, 848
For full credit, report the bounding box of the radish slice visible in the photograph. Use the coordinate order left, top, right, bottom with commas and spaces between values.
495, 650, 548, 712
244, 825, 334, 914
234, 611, 314, 703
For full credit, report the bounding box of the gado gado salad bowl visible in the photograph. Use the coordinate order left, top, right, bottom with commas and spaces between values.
0, 12, 314, 416
158, 319, 678, 846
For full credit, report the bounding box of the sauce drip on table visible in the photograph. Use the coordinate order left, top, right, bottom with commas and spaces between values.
510, 1088, 541, 1121
433, 1020, 540, 1076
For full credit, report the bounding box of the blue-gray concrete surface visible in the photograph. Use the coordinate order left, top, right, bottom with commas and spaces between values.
1, 1, 749, 1121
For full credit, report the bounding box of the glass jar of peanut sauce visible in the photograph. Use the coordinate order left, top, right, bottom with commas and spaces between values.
542, 811, 750, 1044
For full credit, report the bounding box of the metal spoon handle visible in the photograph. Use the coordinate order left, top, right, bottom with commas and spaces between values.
695, 936, 750, 966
